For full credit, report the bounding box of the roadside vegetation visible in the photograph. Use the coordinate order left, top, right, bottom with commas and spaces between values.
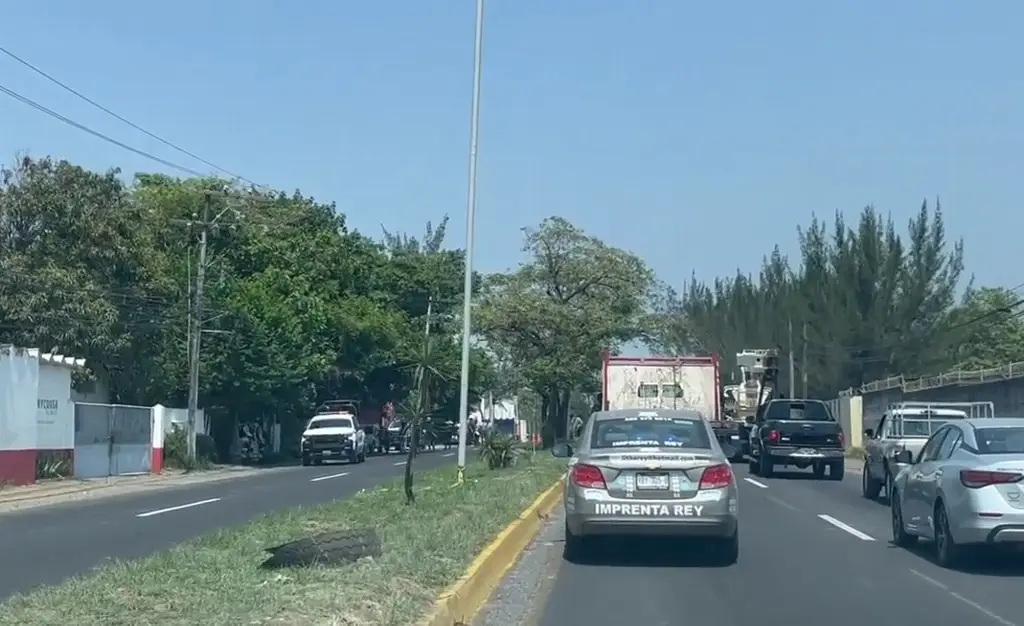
647, 203, 1024, 397
0, 455, 566, 626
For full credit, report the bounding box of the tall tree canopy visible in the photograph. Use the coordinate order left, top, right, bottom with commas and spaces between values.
0, 156, 494, 455
476, 217, 654, 443
648, 201, 1018, 397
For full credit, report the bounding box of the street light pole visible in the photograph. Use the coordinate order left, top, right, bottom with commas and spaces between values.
456, 0, 486, 484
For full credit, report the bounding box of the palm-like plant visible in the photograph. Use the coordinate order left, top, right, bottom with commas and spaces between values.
399, 300, 448, 504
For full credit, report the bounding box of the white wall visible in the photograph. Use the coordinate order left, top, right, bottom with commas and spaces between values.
37, 363, 74, 450
0, 347, 39, 452
162, 406, 207, 437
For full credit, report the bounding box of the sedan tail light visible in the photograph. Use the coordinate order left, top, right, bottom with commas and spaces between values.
960, 469, 1023, 489
699, 463, 733, 490
571, 463, 607, 489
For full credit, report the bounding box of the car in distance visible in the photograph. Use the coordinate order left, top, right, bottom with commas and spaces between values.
747, 398, 845, 479
551, 408, 739, 565
300, 412, 367, 466
890, 417, 1024, 568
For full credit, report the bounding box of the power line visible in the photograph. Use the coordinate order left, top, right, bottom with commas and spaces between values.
0, 82, 206, 177
0, 45, 263, 188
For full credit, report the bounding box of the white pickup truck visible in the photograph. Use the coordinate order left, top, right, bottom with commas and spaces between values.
861, 400, 994, 500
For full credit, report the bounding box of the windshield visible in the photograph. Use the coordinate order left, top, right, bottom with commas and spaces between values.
764, 401, 833, 422
591, 415, 711, 449
308, 418, 353, 429
898, 414, 965, 438
975, 427, 1024, 454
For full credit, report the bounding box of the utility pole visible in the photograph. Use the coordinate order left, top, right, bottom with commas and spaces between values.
801, 322, 808, 397
456, 0, 486, 486
788, 317, 796, 398
186, 192, 211, 461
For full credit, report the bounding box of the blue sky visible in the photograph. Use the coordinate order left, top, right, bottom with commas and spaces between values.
2, 1, 1021, 291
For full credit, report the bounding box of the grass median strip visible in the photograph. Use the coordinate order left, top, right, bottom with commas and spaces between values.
0, 454, 566, 626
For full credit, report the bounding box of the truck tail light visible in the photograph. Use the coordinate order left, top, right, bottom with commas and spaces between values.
838, 432, 845, 447
767, 430, 780, 443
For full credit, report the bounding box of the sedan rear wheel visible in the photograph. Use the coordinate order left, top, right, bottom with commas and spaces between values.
710, 531, 739, 566
563, 522, 589, 563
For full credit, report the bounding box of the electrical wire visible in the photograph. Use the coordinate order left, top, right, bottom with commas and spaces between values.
0, 82, 206, 177
0, 44, 265, 189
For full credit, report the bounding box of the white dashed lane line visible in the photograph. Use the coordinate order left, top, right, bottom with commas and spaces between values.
817, 514, 875, 541
394, 461, 407, 466
442, 453, 455, 457
136, 498, 221, 518
309, 472, 349, 483
743, 477, 769, 489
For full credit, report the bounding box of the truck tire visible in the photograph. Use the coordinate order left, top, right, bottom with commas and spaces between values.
261, 528, 382, 569
758, 452, 774, 477
862, 464, 882, 499
828, 460, 844, 481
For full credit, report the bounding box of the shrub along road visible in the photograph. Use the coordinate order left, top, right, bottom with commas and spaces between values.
0, 449, 458, 602
0, 454, 566, 626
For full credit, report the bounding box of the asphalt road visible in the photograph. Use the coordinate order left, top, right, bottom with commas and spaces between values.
494, 462, 1024, 626
0, 449, 457, 601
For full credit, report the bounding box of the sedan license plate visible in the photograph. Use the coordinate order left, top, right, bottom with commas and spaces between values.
635, 473, 670, 490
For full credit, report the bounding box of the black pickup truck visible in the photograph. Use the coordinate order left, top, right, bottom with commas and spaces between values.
748, 398, 845, 480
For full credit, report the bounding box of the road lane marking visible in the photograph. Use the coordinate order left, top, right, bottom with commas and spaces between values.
910, 568, 1015, 625
766, 494, 801, 513
743, 477, 768, 489
136, 498, 221, 518
909, 568, 948, 590
310, 472, 349, 483
394, 461, 407, 466
443, 453, 455, 457
948, 591, 1015, 626
817, 514, 875, 541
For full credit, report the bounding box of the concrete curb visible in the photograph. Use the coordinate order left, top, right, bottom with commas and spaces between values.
419, 473, 566, 626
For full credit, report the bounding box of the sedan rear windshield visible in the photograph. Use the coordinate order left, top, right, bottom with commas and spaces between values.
309, 418, 354, 429
975, 427, 1024, 455
591, 416, 711, 449
764, 401, 833, 422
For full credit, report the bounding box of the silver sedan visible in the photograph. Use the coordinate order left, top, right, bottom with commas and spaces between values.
551, 408, 740, 565
891, 417, 1024, 568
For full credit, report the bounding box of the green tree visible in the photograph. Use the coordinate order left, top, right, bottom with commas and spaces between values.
946, 287, 1024, 369
478, 217, 654, 445
653, 201, 966, 396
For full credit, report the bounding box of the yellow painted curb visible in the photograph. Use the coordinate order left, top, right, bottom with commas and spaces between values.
420, 473, 566, 626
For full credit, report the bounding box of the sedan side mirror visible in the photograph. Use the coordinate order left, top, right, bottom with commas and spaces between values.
894, 449, 914, 465
863, 428, 874, 438
551, 442, 573, 458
